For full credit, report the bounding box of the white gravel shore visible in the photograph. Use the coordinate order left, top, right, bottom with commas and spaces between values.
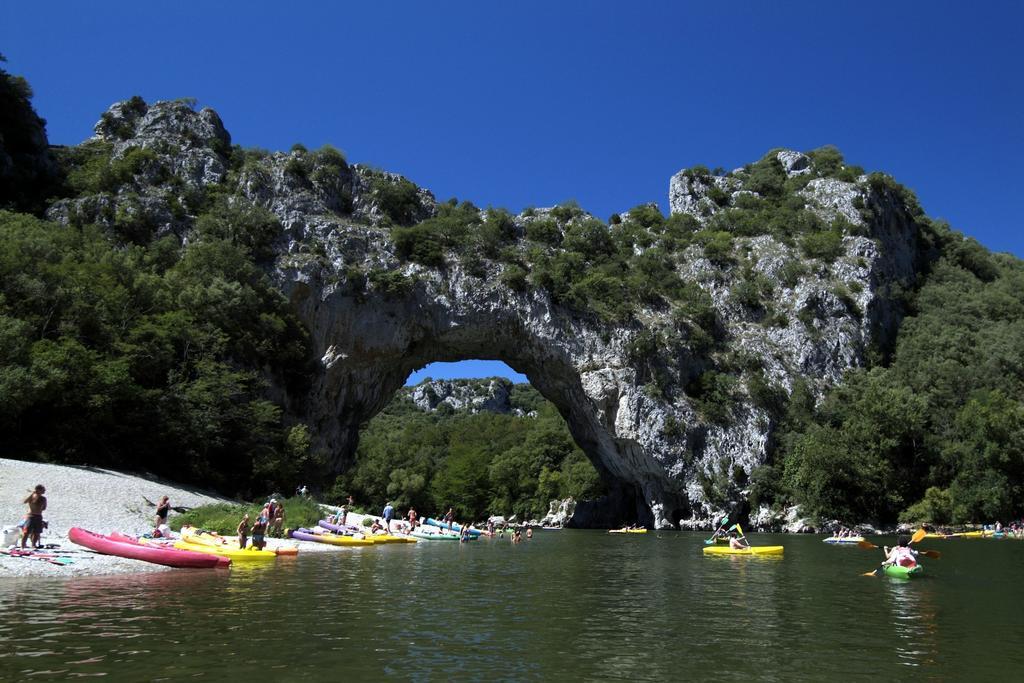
0, 458, 345, 578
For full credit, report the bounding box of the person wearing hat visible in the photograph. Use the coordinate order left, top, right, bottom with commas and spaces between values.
21, 485, 47, 549
382, 501, 395, 532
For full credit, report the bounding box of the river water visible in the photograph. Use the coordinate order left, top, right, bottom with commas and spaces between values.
1, 531, 1022, 681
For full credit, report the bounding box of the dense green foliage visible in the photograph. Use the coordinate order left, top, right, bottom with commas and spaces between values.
774, 228, 1024, 524
330, 384, 605, 522
0, 210, 318, 495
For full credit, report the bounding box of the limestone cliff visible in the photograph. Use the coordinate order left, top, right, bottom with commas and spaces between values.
47, 99, 929, 528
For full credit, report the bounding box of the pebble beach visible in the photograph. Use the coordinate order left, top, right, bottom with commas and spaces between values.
0, 458, 343, 578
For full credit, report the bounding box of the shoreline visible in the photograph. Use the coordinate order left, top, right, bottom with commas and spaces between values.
2, 458, 995, 579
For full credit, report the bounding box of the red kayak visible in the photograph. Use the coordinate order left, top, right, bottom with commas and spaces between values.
69, 528, 228, 568
107, 531, 233, 567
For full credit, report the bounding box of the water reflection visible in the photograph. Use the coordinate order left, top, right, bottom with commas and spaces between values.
1, 533, 1023, 680
885, 577, 940, 670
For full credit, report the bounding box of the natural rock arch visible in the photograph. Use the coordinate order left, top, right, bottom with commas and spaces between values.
284, 270, 683, 528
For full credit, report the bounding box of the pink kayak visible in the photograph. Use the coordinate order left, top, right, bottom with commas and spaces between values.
69, 528, 228, 568
107, 531, 234, 567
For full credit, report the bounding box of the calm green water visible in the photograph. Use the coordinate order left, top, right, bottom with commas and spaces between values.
1, 532, 1023, 681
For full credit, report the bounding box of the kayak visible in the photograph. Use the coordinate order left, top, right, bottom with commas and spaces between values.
424, 518, 482, 537
318, 519, 365, 534
884, 564, 924, 579
173, 539, 277, 562
823, 536, 865, 544
289, 529, 375, 546
182, 526, 299, 556
109, 531, 239, 566
609, 528, 648, 534
702, 545, 784, 556
411, 531, 460, 541
365, 533, 418, 544
958, 530, 993, 539
69, 527, 226, 568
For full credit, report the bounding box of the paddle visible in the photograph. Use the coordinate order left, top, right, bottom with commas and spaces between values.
862, 528, 928, 576
734, 523, 753, 552
704, 516, 730, 545
856, 539, 941, 559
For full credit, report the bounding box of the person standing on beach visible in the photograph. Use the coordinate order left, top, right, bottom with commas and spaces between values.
444, 507, 454, 531
407, 507, 418, 531
382, 501, 395, 532
21, 485, 47, 549
155, 495, 170, 529
271, 502, 285, 538
251, 514, 267, 550
237, 514, 250, 549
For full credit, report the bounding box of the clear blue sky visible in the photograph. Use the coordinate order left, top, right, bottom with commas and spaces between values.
3, 2, 1021, 384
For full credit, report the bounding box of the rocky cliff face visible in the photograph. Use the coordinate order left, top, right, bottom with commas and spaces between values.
407, 378, 524, 415
46, 100, 926, 528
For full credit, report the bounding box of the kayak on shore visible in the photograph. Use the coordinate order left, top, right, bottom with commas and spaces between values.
172, 539, 277, 562
289, 528, 375, 546
702, 545, 784, 556
69, 527, 227, 569
181, 525, 300, 556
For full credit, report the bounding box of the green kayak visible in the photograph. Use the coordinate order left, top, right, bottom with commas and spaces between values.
884, 564, 923, 579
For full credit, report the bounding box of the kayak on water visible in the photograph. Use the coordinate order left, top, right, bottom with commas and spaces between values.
883, 564, 924, 578
423, 518, 483, 537
702, 545, 784, 556
410, 531, 460, 541
70, 528, 227, 568
822, 536, 865, 544
609, 528, 647, 534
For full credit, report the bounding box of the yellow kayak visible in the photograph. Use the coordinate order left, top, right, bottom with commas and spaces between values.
181, 526, 299, 556
956, 530, 993, 539
609, 528, 647, 534
366, 534, 418, 544
172, 540, 277, 562
290, 529, 376, 546
703, 545, 784, 556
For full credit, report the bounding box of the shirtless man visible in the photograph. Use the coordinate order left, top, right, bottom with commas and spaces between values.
21, 485, 47, 549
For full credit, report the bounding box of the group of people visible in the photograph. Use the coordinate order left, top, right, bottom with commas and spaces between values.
234, 498, 286, 551
832, 526, 857, 539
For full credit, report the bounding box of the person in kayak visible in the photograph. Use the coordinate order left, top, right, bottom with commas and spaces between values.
21, 484, 47, 549
883, 536, 918, 567
728, 532, 749, 550
237, 513, 250, 549
382, 502, 395, 532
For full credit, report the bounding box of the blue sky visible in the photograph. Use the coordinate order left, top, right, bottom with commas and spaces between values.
3, 2, 1021, 384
